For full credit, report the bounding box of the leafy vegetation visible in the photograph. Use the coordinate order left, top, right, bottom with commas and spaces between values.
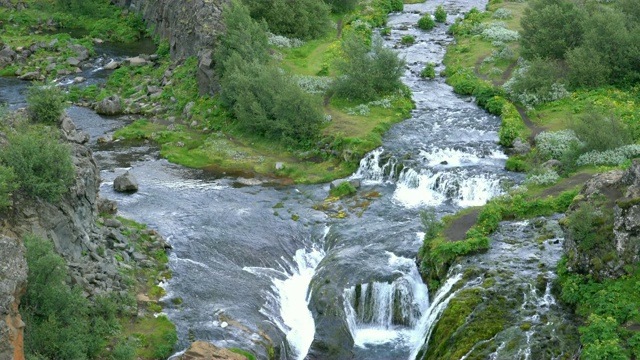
246, 0, 331, 40
26, 83, 67, 125
419, 189, 578, 292
0, 125, 75, 202
21, 235, 132, 359
328, 181, 357, 198
332, 35, 406, 101
417, 15, 435, 30
434, 6, 447, 23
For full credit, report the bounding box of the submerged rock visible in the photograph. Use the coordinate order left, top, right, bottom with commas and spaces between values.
114, 172, 139, 193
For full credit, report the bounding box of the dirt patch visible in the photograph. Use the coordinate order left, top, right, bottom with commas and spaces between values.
443, 209, 480, 242
537, 172, 593, 199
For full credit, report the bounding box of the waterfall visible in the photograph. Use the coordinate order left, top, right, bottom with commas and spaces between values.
243, 232, 328, 360
351, 148, 504, 208
343, 253, 432, 350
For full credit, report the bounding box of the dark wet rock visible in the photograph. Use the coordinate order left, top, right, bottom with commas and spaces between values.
95, 95, 122, 115
114, 171, 139, 193
0, 46, 17, 69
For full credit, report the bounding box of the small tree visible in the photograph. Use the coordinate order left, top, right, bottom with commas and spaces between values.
333, 35, 406, 101
26, 82, 66, 124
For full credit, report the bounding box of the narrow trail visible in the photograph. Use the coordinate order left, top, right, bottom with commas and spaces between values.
472, 57, 544, 144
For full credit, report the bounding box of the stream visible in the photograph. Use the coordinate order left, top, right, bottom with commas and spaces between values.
0, 0, 578, 359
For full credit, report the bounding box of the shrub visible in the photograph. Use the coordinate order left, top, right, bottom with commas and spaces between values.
329, 181, 357, 197
570, 112, 632, 153
535, 130, 582, 160
324, 0, 358, 13
498, 103, 527, 147
520, 0, 585, 60
434, 6, 447, 23
503, 59, 569, 108
420, 63, 436, 79
401, 35, 415, 44
524, 167, 560, 186
492, 8, 512, 19
481, 22, 519, 42
417, 14, 436, 30
0, 126, 75, 202
505, 156, 530, 172
380, 27, 391, 36
246, 0, 330, 40
332, 35, 405, 101
220, 59, 324, 146
26, 82, 67, 125
0, 165, 18, 210
576, 145, 640, 167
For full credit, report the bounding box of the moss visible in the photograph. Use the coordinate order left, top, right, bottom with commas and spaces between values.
424, 288, 507, 359
329, 181, 357, 198
230, 348, 256, 360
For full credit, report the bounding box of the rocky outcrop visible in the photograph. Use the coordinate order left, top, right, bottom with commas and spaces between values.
563, 159, 640, 279
0, 236, 27, 360
177, 342, 246, 360
111, 0, 228, 95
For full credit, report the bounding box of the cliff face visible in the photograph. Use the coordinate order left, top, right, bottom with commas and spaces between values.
111, 0, 228, 94
563, 159, 640, 279
0, 236, 27, 360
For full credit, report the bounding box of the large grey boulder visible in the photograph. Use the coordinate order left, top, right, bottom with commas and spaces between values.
95, 95, 122, 115
114, 171, 139, 193
0, 46, 17, 69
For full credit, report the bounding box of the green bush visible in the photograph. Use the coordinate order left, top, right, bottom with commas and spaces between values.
566, 203, 613, 252
246, 0, 330, 40
417, 15, 435, 30
324, 0, 358, 13
215, 0, 270, 77
498, 103, 527, 147
505, 156, 530, 172
434, 6, 447, 23
485, 96, 508, 115
420, 63, 436, 79
0, 126, 75, 202
329, 181, 357, 198
0, 165, 18, 210
332, 35, 406, 101
20, 235, 130, 359
520, 0, 585, 60
26, 82, 67, 125
220, 59, 324, 146
570, 112, 632, 153
401, 35, 415, 44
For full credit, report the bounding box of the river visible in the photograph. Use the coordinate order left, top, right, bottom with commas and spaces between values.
0, 0, 578, 359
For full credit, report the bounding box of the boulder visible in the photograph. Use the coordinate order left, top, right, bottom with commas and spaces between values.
95, 95, 122, 115
126, 56, 147, 66
66, 57, 81, 66
177, 342, 247, 360
18, 71, 41, 80
103, 60, 119, 70
114, 171, 139, 193
97, 197, 118, 214
0, 46, 17, 69
510, 137, 531, 155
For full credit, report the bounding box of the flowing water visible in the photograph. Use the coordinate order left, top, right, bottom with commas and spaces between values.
0, 1, 578, 358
